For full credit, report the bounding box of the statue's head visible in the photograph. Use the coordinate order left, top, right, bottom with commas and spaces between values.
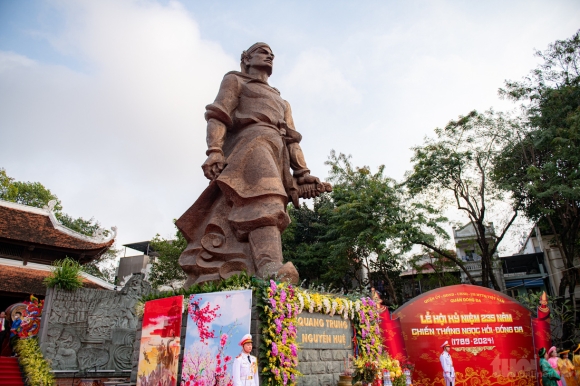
240, 42, 274, 76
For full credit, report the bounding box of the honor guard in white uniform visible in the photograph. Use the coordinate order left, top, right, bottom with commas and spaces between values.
440, 341, 455, 386
233, 333, 259, 386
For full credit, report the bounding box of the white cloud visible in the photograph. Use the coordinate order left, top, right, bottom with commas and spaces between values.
280, 48, 361, 106
0, 0, 237, 248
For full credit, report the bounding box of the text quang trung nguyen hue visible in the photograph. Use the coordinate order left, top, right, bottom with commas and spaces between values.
296, 316, 351, 347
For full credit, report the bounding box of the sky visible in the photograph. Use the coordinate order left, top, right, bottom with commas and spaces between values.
1, 0, 579, 256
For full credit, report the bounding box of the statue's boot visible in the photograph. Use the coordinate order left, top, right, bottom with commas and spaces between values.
249, 225, 299, 284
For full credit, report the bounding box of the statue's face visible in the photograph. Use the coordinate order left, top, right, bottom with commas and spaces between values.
245, 46, 274, 75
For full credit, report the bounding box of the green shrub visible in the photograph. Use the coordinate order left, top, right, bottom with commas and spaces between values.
139, 271, 256, 303
43, 257, 84, 290
15, 338, 56, 386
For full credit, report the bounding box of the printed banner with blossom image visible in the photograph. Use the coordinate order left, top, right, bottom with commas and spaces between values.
182, 290, 252, 386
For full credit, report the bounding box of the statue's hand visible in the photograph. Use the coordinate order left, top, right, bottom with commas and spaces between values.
295, 173, 332, 199
296, 173, 320, 186
202, 152, 226, 181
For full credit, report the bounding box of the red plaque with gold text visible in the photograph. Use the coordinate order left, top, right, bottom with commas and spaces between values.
392, 284, 536, 386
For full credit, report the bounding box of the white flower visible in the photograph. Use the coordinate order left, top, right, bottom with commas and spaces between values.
297, 293, 305, 314
323, 298, 331, 314
355, 300, 361, 312
305, 294, 314, 313
330, 300, 338, 316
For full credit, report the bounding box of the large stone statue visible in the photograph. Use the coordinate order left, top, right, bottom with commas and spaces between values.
177, 42, 331, 286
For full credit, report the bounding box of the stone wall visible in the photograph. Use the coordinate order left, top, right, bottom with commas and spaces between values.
297, 348, 350, 386
38, 274, 151, 378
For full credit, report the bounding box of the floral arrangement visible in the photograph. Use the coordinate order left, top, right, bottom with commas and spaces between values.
259, 280, 387, 386
353, 357, 381, 384
352, 354, 406, 386
352, 297, 382, 360
14, 337, 56, 386
260, 280, 301, 386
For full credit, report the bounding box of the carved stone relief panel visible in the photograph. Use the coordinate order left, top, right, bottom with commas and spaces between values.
40, 274, 152, 373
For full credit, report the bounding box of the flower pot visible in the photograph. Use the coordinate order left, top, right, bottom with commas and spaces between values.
338, 375, 353, 386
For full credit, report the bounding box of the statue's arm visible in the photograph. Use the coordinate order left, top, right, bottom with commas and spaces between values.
202, 118, 227, 180
284, 101, 311, 178
202, 74, 240, 180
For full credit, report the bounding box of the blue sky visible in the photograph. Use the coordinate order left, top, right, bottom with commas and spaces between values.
1, 0, 579, 254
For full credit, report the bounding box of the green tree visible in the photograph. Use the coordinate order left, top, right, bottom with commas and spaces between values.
0, 168, 63, 212
57, 213, 103, 236
321, 152, 404, 300
81, 247, 120, 283
148, 223, 188, 290
494, 30, 580, 331
282, 195, 333, 286
517, 292, 579, 349
0, 168, 18, 199
0, 168, 118, 282
405, 110, 519, 290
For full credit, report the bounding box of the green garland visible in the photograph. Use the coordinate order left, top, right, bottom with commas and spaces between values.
15, 337, 56, 386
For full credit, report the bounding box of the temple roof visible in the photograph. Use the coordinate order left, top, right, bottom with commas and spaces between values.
0, 200, 117, 265
0, 258, 114, 295
0, 200, 116, 264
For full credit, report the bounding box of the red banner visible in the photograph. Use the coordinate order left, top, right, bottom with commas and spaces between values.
391, 284, 536, 386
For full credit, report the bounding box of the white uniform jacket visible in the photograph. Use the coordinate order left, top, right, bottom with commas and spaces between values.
440, 351, 455, 380
232, 352, 259, 386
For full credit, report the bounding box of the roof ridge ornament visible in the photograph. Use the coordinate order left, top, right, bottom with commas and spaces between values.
91, 226, 118, 242
43, 199, 58, 212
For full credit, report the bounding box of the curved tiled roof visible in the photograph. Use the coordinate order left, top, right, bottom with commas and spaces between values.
0, 201, 114, 251
0, 264, 111, 295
